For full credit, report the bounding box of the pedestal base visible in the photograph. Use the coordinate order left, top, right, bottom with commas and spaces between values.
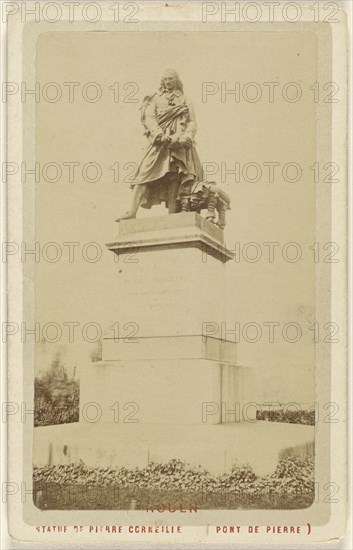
80, 335, 252, 425
80, 360, 252, 425
33, 421, 315, 476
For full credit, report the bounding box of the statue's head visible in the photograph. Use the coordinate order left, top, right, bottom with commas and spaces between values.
160, 69, 183, 93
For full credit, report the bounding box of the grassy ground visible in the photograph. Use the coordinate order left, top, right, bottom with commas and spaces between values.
33, 483, 314, 510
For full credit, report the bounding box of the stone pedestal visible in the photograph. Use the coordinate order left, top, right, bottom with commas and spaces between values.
80, 336, 247, 425
35, 214, 315, 473
104, 212, 233, 337
79, 213, 253, 425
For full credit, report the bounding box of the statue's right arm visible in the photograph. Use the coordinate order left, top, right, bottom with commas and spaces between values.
144, 96, 164, 144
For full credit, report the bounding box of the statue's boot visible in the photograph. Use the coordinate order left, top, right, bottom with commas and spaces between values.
115, 184, 146, 222
115, 210, 136, 221
168, 174, 181, 214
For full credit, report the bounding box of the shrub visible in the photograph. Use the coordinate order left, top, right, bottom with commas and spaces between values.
256, 407, 315, 426
34, 354, 79, 426
33, 457, 314, 496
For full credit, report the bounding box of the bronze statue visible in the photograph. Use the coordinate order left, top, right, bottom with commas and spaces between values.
116, 69, 230, 228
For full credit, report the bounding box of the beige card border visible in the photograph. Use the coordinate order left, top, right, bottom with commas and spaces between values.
5, 1, 348, 545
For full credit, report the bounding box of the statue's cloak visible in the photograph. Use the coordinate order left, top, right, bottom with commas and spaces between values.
133, 94, 203, 209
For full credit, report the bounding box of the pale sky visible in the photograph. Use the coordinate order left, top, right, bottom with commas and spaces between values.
33, 30, 318, 400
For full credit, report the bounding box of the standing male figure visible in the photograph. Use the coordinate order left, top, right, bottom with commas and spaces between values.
116, 69, 203, 221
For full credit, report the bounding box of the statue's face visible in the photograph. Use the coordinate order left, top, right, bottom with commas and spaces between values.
163, 73, 177, 91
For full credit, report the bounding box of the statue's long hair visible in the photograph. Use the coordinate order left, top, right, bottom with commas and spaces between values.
159, 70, 183, 93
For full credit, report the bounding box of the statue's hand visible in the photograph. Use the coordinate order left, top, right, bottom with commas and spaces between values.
155, 133, 170, 145
179, 136, 192, 148
159, 134, 171, 144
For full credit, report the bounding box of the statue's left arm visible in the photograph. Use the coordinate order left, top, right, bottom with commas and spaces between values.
183, 98, 197, 142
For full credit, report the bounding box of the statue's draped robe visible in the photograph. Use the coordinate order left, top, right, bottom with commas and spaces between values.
133, 88, 204, 209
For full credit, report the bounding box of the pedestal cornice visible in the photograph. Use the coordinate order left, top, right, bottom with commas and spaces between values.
107, 212, 235, 263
